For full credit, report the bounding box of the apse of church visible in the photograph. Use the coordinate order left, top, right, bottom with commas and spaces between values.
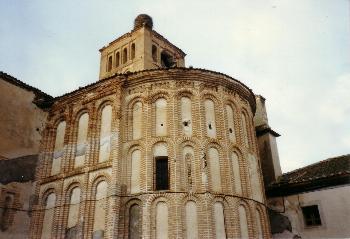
29, 15, 271, 239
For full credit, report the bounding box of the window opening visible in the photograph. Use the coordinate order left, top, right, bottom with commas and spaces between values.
161, 51, 175, 68
208, 123, 212, 130
123, 48, 128, 64
131, 43, 135, 59
155, 156, 169, 190
107, 56, 112, 72
152, 45, 158, 62
116, 52, 120, 67
302, 205, 322, 226
229, 128, 233, 133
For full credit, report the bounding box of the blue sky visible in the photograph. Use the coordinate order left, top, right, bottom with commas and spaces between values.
1, 0, 349, 172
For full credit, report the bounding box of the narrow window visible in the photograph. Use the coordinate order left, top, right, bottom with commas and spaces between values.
99, 105, 112, 163
123, 48, 128, 64
214, 202, 226, 238
209, 148, 221, 192
204, 99, 216, 138
302, 205, 322, 226
41, 193, 56, 238
129, 204, 141, 239
181, 97, 192, 136
132, 102, 142, 140
107, 56, 112, 72
92, 181, 108, 238
155, 156, 169, 190
115, 52, 120, 67
256, 209, 264, 239
239, 206, 249, 238
66, 187, 81, 238
75, 113, 89, 168
226, 105, 236, 143
155, 98, 167, 136
156, 202, 168, 239
241, 112, 249, 146
185, 201, 198, 239
152, 45, 157, 62
131, 43, 135, 59
51, 121, 66, 175
131, 150, 141, 193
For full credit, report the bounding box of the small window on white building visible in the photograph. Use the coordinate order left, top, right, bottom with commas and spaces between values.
302, 205, 322, 227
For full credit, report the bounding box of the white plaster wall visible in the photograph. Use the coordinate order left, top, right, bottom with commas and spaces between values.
248, 154, 263, 203
181, 97, 192, 137
132, 102, 143, 140
51, 121, 66, 175
231, 152, 242, 195
75, 113, 89, 167
185, 201, 198, 239
154, 142, 168, 157
99, 105, 112, 163
183, 146, 194, 190
283, 185, 350, 239
93, 181, 107, 232
67, 187, 80, 228
239, 206, 249, 239
214, 202, 227, 239
204, 99, 216, 138
156, 202, 168, 239
209, 148, 221, 192
155, 98, 167, 137
41, 193, 56, 239
225, 105, 236, 143
131, 150, 141, 194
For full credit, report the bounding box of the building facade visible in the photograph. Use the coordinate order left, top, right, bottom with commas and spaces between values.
25, 15, 271, 238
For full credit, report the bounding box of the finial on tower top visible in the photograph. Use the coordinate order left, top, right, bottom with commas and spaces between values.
134, 14, 153, 30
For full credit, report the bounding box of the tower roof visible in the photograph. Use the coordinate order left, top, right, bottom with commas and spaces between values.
134, 14, 153, 30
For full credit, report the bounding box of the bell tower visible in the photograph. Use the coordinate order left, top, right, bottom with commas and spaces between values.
99, 14, 186, 80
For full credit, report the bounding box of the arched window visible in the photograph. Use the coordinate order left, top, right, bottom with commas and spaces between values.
241, 112, 249, 147
208, 147, 221, 192
185, 201, 198, 239
132, 101, 142, 140
226, 105, 236, 143
256, 209, 264, 239
155, 98, 167, 137
131, 43, 135, 59
107, 55, 112, 72
75, 113, 89, 168
129, 204, 141, 239
152, 45, 157, 62
156, 202, 168, 239
154, 143, 169, 190
92, 181, 108, 238
99, 105, 112, 163
51, 121, 66, 175
214, 202, 226, 238
239, 205, 249, 239
67, 187, 81, 232
183, 146, 194, 190
115, 52, 120, 67
0, 195, 13, 231
204, 99, 216, 138
131, 150, 141, 194
161, 51, 175, 68
231, 152, 242, 195
181, 97, 192, 137
123, 48, 128, 64
41, 193, 56, 239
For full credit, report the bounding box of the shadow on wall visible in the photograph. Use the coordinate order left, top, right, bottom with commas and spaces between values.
269, 209, 301, 239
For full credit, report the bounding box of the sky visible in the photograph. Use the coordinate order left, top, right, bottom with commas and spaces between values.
0, 0, 349, 173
